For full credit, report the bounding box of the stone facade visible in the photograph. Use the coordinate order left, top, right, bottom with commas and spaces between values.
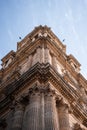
0, 25, 87, 130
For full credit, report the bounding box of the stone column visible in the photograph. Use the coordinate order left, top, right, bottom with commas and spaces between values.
23, 87, 41, 130
52, 55, 58, 70
6, 110, 14, 130
44, 88, 59, 130
12, 102, 24, 130
57, 99, 71, 130
40, 90, 45, 130
45, 48, 51, 64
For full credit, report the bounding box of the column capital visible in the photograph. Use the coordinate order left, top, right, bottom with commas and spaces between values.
56, 96, 73, 114
19, 94, 29, 106
28, 82, 46, 97
44, 87, 56, 97
9, 99, 24, 111
36, 45, 42, 49
15, 101, 24, 111
56, 95, 62, 104
28, 85, 41, 97
57, 98, 70, 112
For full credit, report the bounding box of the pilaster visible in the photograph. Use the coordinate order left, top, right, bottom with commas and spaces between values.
27, 54, 32, 69
36, 47, 41, 63
32, 50, 37, 66
40, 45, 44, 63
57, 98, 71, 130
52, 55, 58, 70
45, 48, 51, 64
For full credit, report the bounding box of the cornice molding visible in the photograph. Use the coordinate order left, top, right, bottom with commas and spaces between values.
0, 63, 87, 127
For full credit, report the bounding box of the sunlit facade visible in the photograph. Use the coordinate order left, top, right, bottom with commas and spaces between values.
0, 25, 87, 130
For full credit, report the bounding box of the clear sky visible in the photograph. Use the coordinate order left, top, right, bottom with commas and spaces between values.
0, 0, 87, 79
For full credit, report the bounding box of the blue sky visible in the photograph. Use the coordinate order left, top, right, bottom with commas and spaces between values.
0, 0, 87, 79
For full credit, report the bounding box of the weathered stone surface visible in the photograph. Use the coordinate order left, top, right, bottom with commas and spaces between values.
0, 25, 87, 130
22, 88, 41, 130
45, 48, 52, 64
57, 99, 71, 130
44, 88, 59, 130
12, 102, 24, 130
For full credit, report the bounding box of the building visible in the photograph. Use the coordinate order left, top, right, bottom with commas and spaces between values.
0, 25, 87, 130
